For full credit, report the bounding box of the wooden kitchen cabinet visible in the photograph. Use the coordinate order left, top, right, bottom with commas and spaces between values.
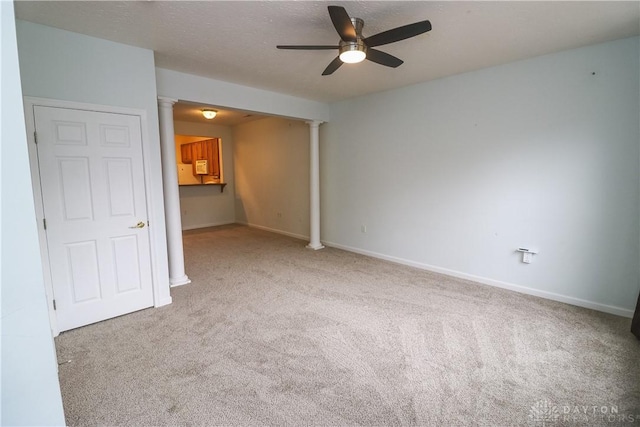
180, 139, 221, 179
180, 144, 192, 164
206, 139, 220, 178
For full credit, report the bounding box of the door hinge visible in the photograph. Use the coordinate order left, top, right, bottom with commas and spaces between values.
34, 131, 38, 144
43, 218, 47, 230
53, 299, 57, 310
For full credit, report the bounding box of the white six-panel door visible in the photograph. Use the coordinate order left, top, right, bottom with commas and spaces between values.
34, 106, 154, 332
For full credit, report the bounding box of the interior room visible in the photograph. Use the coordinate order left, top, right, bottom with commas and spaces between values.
2, 1, 639, 425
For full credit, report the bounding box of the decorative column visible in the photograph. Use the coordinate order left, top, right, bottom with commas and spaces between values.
306, 121, 324, 250
157, 97, 191, 286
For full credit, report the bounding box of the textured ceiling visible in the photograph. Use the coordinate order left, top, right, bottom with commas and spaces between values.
14, 1, 640, 103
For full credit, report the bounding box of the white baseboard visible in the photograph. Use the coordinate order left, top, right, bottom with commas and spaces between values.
238, 221, 309, 242
154, 296, 173, 307
182, 220, 235, 231
323, 240, 634, 318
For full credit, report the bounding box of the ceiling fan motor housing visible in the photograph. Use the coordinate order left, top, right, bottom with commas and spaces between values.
351, 17, 365, 36
339, 17, 367, 60
339, 39, 368, 58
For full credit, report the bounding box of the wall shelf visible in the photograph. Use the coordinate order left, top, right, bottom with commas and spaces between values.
179, 183, 227, 193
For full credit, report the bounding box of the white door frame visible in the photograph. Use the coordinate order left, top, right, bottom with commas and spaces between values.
24, 97, 171, 336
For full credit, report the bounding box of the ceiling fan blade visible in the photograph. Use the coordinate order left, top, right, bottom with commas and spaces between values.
322, 56, 344, 76
328, 6, 357, 42
364, 20, 432, 47
277, 45, 339, 50
367, 49, 404, 68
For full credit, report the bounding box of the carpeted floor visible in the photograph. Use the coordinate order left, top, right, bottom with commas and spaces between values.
55, 224, 640, 426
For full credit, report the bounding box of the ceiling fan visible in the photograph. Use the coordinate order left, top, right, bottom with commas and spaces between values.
277, 6, 432, 76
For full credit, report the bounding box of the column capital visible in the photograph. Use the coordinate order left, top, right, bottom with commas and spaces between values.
157, 96, 178, 106
306, 120, 324, 128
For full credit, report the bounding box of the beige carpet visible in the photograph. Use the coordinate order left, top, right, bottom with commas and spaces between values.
56, 224, 640, 426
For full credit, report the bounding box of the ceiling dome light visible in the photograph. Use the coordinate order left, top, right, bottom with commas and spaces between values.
339, 38, 367, 64
202, 109, 217, 119
339, 49, 366, 64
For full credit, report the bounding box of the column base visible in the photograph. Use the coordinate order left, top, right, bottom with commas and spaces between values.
169, 275, 191, 287
306, 243, 325, 250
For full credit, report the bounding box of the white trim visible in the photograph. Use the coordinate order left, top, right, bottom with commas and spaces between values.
182, 220, 235, 231
23, 96, 171, 336
306, 243, 325, 251
154, 296, 173, 306
24, 100, 58, 335
237, 221, 309, 242
138, 100, 171, 309
323, 240, 634, 318
169, 275, 191, 288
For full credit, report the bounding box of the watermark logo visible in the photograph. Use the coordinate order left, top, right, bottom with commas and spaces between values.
529, 399, 559, 426
528, 399, 639, 425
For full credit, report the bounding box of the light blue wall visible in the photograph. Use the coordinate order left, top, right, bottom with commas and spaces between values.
321, 37, 640, 316
1, 4, 65, 425
233, 117, 311, 239
17, 20, 158, 112
16, 19, 172, 306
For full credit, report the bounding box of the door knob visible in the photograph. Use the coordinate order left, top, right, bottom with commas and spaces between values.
129, 221, 146, 229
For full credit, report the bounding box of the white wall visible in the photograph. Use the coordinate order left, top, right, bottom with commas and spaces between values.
174, 121, 236, 229
16, 20, 172, 306
156, 68, 330, 123
321, 37, 640, 316
233, 118, 310, 239
1, 4, 65, 425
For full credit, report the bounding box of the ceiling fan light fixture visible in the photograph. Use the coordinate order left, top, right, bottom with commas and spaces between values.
340, 49, 366, 64
202, 109, 217, 119
339, 40, 367, 64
